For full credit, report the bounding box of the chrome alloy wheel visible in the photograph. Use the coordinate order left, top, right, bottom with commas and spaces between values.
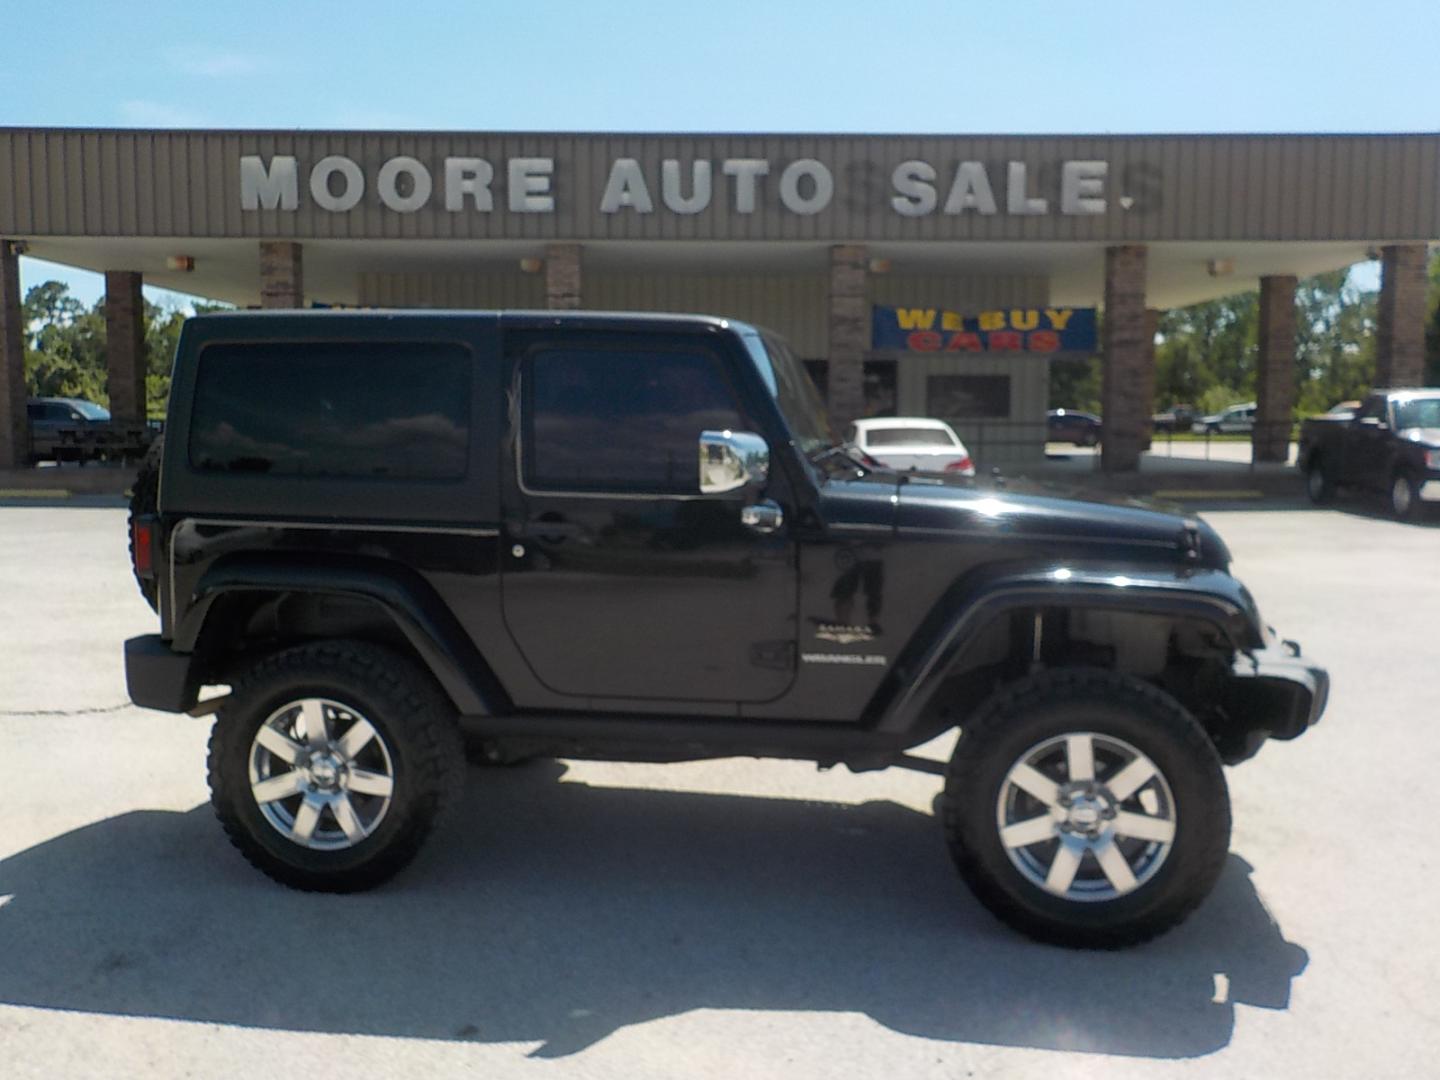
995, 732, 1177, 902
247, 698, 396, 851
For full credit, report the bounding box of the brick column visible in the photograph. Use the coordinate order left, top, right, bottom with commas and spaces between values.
1100, 245, 1149, 472
1376, 243, 1427, 388
1254, 275, 1297, 463
0, 241, 26, 468
104, 271, 146, 427
828, 244, 868, 428
259, 240, 304, 308
545, 243, 582, 309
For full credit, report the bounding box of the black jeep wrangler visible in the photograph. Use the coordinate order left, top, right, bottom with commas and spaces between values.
124, 311, 1326, 948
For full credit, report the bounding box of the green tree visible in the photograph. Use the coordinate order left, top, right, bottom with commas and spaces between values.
1293, 270, 1376, 414
1047, 355, 1101, 413
22, 283, 108, 403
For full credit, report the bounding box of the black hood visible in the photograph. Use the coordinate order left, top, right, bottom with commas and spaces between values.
888, 473, 1231, 570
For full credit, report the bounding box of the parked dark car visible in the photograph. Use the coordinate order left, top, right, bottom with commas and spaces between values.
124, 310, 1325, 949
1046, 409, 1102, 446
1152, 404, 1200, 433
25, 396, 111, 462
1299, 388, 1440, 517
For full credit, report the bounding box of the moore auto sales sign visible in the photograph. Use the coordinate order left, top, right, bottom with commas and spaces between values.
239, 153, 1134, 219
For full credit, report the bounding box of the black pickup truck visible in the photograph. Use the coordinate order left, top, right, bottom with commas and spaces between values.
123, 310, 1326, 948
1299, 389, 1440, 517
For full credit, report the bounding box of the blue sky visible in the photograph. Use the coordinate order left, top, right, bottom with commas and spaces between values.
6, 0, 1435, 305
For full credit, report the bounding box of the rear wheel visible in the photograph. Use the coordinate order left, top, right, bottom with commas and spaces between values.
208, 640, 464, 891
942, 668, 1230, 949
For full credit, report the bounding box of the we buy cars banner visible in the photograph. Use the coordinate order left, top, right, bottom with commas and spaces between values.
873, 305, 1098, 353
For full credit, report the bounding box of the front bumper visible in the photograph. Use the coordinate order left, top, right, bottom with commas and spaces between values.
1218, 636, 1328, 761
125, 634, 197, 713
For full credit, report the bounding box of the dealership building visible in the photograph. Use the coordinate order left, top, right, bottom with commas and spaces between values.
1, 128, 1437, 471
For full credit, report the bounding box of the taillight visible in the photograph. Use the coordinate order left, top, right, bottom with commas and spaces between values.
945, 456, 975, 474
132, 519, 155, 577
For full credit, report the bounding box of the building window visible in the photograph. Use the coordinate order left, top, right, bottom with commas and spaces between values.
189, 341, 472, 479
926, 375, 1011, 420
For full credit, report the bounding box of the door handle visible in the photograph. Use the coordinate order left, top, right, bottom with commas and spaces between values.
741, 500, 784, 534
520, 514, 587, 543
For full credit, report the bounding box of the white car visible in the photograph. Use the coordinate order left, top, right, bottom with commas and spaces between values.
1192, 402, 1257, 435
846, 417, 976, 476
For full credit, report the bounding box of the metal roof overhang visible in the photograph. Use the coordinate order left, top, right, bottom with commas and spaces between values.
14, 235, 1389, 310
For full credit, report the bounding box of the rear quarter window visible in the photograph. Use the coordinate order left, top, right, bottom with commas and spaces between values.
188, 341, 472, 480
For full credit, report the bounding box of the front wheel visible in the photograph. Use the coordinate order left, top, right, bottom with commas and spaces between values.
1390, 471, 1420, 519
208, 640, 464, 891
1305, 457, 1335, 504
941, 669, 1230, 949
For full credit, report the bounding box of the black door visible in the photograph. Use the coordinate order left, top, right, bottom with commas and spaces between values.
1345, 395, 1391, 490
498, 331, 798, 704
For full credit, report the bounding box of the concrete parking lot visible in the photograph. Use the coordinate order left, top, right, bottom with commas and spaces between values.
1, 497, 1437, 1079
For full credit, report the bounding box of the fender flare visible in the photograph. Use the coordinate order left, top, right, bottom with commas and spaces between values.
174, 552, 508, 715
869, 565, 1265, 735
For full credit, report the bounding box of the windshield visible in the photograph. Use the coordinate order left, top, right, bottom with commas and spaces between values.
865, 427, 956, 447
71, 401, 111, 421
1395, 398, 1440, 430
741, 330, 835, 456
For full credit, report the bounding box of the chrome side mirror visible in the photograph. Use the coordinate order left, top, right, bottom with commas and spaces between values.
699, 430, 769, 494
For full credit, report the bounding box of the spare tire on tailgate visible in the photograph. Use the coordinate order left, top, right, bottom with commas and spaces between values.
128, 438, 162, 612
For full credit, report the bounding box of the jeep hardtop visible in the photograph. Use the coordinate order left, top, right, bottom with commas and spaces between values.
125, 310, 1327, 947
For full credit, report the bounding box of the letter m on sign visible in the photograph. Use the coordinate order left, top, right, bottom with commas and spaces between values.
240, 155, 299, 211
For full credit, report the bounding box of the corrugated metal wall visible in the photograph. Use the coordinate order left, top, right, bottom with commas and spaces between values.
586, 273, 827, 355
4, 129, 1437, 242
357, 271, 545, 308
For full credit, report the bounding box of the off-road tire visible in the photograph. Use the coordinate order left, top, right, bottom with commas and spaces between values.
127, 438, 162, 611
208, 640, 464, 892
942, 668, 1231, 949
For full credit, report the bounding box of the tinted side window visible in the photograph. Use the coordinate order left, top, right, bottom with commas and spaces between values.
524, 345, 744, 493
189, 341, 471, 479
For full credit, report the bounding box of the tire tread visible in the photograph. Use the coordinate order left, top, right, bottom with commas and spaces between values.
207, 639, 463, 892
942, 667, 1230, 949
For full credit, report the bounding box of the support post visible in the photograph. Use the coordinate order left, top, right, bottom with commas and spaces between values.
545, 243, 582, 310
1376, 243, 1427, 388
828, 244, 868, 428
259, 240, 304, 308
1101, 245, 1149, 472
1254, 275, 1297, 464
0, 240, 26, 468
104, 270, 146, 427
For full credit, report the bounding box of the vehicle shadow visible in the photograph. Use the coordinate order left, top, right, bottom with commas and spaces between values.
0, 762, 1307, 1059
